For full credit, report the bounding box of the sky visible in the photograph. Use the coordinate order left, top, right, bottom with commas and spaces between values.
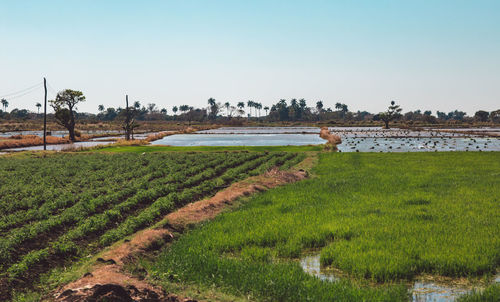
0, 0, 499, 115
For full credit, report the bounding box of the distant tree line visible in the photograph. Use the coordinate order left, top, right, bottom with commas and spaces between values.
1, 95, 499, 126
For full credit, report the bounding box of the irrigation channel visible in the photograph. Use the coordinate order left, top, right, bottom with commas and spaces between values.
300, 253, 500, 301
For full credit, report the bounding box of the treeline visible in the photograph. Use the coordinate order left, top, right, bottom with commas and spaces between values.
1, 96, 499, 124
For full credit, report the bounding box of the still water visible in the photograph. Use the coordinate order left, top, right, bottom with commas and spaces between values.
151, 133, 326, 146
4, 141, 112, 151
150, 132, 500, 151
300, 254, 496, 302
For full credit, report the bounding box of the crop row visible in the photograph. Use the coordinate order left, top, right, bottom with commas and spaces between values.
5, 152, 288, 278
99, 152, 293, 246
0, 153, 190, 213
0, 153, 249, 266
0, 156, 211, 232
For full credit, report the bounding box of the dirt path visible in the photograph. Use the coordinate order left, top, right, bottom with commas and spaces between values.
52, 163, 311, 301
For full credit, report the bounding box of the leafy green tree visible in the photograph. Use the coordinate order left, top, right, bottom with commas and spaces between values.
490, 110, 500, 123
179, 105, 190, 113
436, 111, 447, 120
275, 99, 289, 121
49, 89, 85, 141
147, 103, 157, 113
474, 110, 489, 122
448, 110, 466, 121
299, 99, 307, 111
379, 101, 402, 129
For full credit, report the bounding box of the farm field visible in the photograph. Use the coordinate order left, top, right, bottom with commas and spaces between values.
0, 150, 304, 300
141, 152, 500, 301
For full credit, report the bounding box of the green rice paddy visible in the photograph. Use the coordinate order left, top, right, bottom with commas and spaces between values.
147, 152, 500, 301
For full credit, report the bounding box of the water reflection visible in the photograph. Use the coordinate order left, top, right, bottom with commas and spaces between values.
151, 133, 326, 146
299, 253, 492, 302
3, 141, 112, 151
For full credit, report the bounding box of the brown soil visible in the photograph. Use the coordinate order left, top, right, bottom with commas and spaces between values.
52, 167, 308, 302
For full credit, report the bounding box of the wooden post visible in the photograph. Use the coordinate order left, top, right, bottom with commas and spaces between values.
43, 78, 47, 150
125, 95, 130, 140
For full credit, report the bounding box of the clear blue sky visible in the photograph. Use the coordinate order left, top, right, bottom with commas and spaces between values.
1, 0, 499, 114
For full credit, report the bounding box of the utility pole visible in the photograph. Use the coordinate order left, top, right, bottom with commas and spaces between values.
43, 77, 47, 150
125, 95, 131, 140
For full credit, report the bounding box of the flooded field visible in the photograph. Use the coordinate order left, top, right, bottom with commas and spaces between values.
2, 127, 500, 152
300, 253, 497, 301
152, 127, 500, 151
338, 137, 500, 152
196, 126, 500, 138
197, 127, 321, 134
0, 129, 119, 138
3, 141, 112, 151
151, 133, 326, 146
0, 131, 164, 152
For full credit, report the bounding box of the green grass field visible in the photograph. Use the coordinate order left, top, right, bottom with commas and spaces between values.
146, 152, 500, 301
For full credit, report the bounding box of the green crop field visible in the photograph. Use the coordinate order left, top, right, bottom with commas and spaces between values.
145, 152, 500, 301
0, 151, 303, 300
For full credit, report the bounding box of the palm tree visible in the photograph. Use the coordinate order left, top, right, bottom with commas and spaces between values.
161, 108, 167, 115
224, 102, 230, 116
341, 104, 348, 114
256, 102, 262, 118
134, 101, 141, 109
335, 102, 342, 111
36, 102, 42, 114
264, 106, 269, 116
172, 106, 178, 115
316, 101, 324, 113
1, 99, 8, 112
98, 104, 105, 113
208, 98, 216, 107
237, 102, 245, 110
247, 100, 255, 117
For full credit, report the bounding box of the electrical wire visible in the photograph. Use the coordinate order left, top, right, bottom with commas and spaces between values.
46, 81, 58, 96
0, 82, 43, 98
2, 85, 43, 100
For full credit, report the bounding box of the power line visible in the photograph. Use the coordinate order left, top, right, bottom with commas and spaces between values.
0, 82, 43, 98
46, 81, 58, 95
2, 85, 43, 100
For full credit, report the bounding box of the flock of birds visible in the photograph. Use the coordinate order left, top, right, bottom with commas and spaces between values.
331, 129, 499, 152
